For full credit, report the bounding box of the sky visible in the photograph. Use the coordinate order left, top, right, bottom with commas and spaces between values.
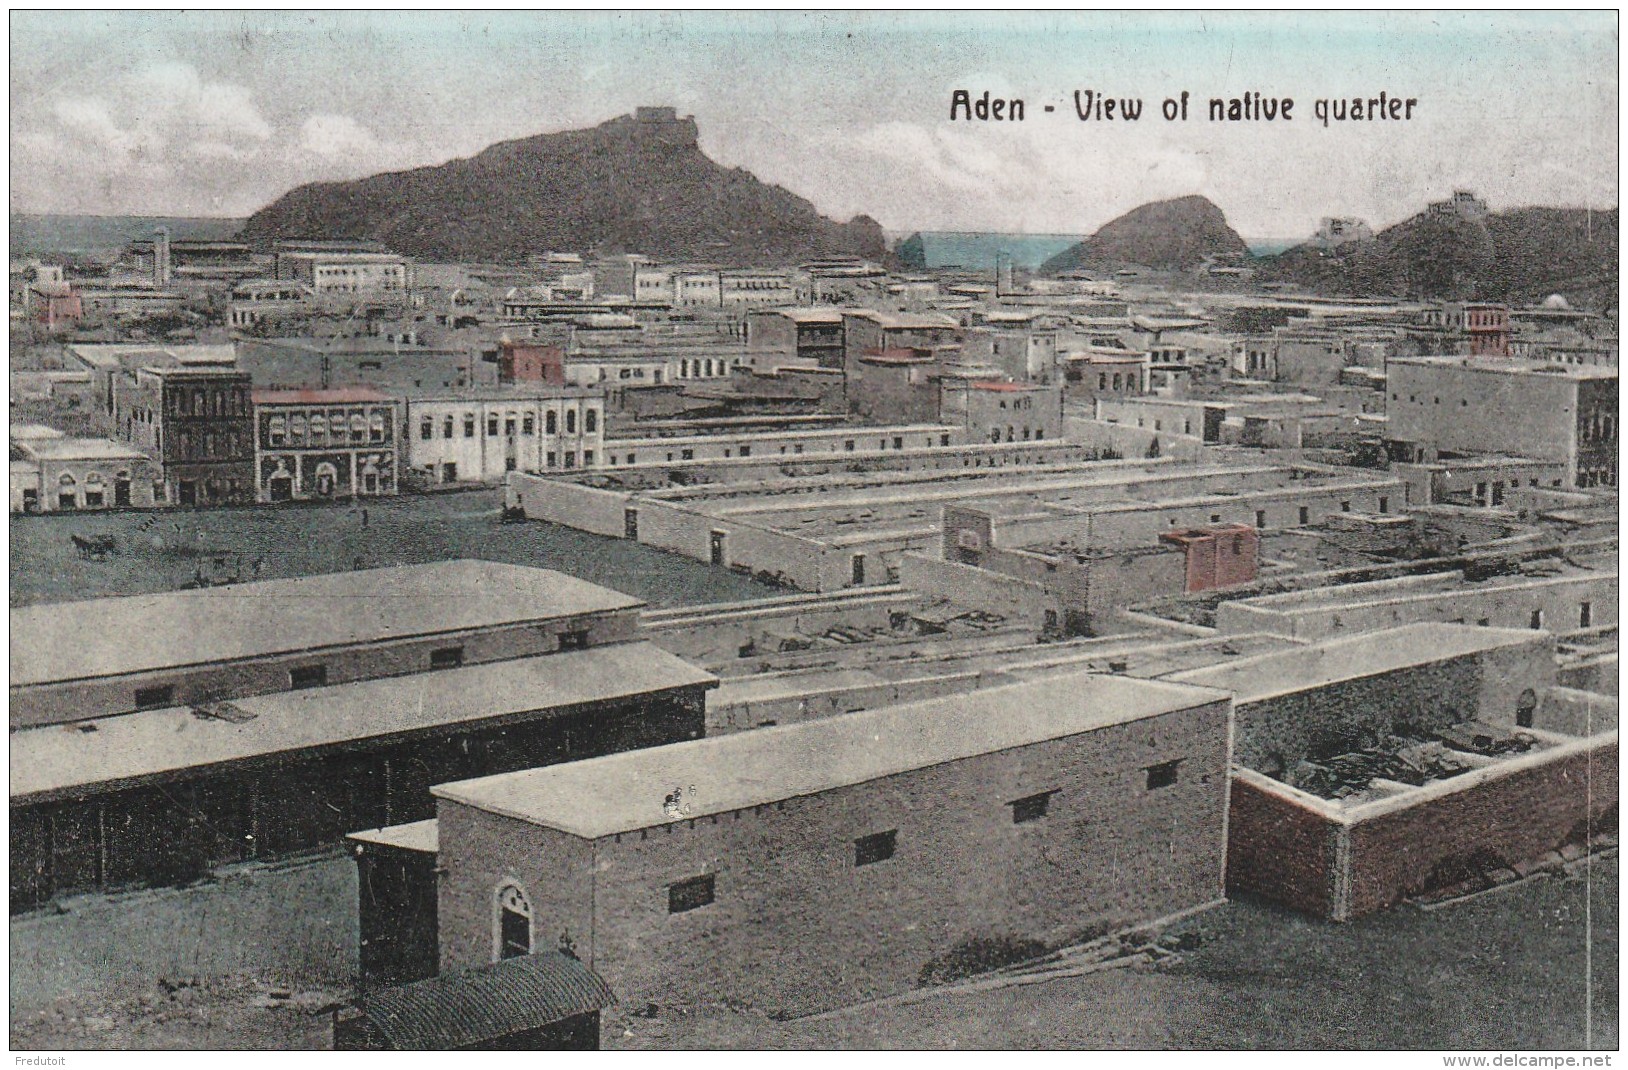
9, 11, 1619, 242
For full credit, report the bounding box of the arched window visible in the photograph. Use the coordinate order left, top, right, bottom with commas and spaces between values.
1516, 688, 1538, 729
546, 411, 558, 435
351, 413, 368, 441
495, 883, 532, 961
309, 413, 327, 441
268, 415, 287, 446
585, 410, 598, 433
566, 409, 577, 434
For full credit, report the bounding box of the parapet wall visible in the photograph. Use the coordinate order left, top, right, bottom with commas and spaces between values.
1342, 735, 1617, 918
1226, 731, 1617, 922
896, 552, 1060, 633
507, 471, 629, 537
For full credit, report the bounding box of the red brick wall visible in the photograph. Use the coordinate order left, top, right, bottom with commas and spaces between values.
1211, 528, 1259, 589
1344, 740, 1618, 918
1225, 774, 1339, 917
499, 344, 565, 386
1175, 527, 1258, 593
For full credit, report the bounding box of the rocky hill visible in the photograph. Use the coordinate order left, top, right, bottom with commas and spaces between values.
1040, 195, 1249, 275
238, 109, 886, 266
1258, 205, 1618, 306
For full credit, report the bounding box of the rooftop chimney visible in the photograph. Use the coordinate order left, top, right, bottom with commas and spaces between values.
153, 226, 172, 289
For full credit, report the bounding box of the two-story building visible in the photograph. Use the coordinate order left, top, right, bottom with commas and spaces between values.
253, 388, 400, 501
403, 388, 607, 483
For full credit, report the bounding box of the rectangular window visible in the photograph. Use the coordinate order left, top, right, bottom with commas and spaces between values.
1580, 602, 1592, 628
1530, 609, 1544, 630
558, 629, 589, 651
523, 415, 535, 435
430, 646, 465, 670
1298, 506, 1310, 525
1255, 510, 1267, 529
289, 665, 328, 690
668, 873, 715, 914
134, 685, 174, 710
1009, 792, 1054, 824
854, 829, 897, 866
1146, 760, 1180, 790
487, 415, 499, 437
738, 445, 750, 458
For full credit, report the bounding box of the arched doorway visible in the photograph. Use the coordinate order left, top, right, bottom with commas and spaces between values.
495, 883, 532, 960
314, 461, 338, 498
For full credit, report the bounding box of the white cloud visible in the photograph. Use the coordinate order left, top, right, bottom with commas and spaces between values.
44, 62, 271, 175
299, 113, 384, 160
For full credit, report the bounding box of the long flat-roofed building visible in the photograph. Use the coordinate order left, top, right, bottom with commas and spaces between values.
425, 672, 1232, 1018
11, 560, 646, 728
10, 562, 716, 913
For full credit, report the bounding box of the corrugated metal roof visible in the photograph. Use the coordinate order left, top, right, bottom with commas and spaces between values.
361, 952, 614, 1050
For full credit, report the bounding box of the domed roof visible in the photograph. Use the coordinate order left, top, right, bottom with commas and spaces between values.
1542, 293, 1572, 309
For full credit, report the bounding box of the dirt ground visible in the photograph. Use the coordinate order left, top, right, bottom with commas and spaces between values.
615, 854, 1619, 1050
13, 855, 1615, 1051
8, 488, 783, 609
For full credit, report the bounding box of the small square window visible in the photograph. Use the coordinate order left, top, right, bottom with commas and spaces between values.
558, 630, 589, 651
854, 829, 897, 866
430, 646, 465, 670
1146, 761, 1180, 790
1010, 792, 1054, 824
290, 665, 328, 690
668, 873, 715, 914
134, 685, 175, 710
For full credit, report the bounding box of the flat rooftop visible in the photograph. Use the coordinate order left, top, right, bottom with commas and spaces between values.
1227, 563, 1614, 613
15, 438, 151, 462
432, 671, 1230, 838
11, 641, 715, 802
346, 819, 438, 854
11, 561, 645, 688
1390, 356, 1618, 381
1165, 622, 1547, 704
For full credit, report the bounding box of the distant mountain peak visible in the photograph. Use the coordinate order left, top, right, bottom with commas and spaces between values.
1040, 195, 1248, 274
1258, 201, 1618, 305
237, 109, 885, 266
